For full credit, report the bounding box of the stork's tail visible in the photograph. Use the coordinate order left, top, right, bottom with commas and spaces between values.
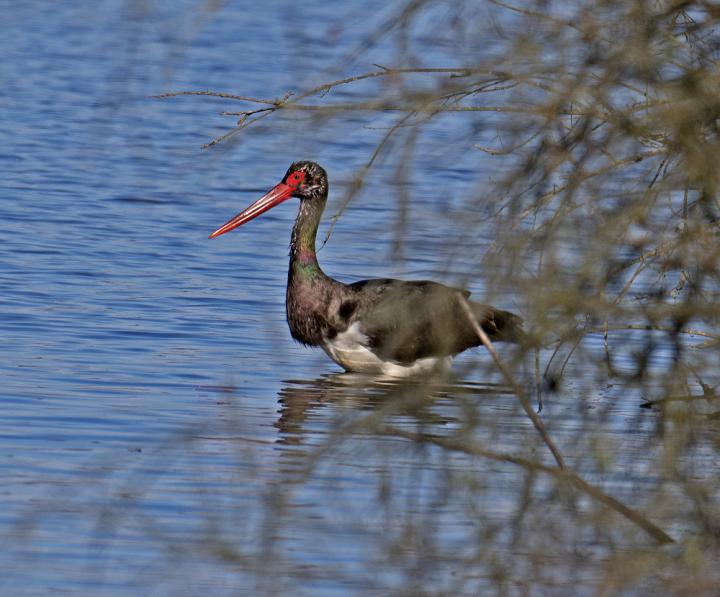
474, 303, 526, 343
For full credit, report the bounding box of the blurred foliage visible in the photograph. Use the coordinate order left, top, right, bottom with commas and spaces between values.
157, 0, 720, 593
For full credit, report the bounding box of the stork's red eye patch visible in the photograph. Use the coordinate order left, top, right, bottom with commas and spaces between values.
288, 171, 305, 186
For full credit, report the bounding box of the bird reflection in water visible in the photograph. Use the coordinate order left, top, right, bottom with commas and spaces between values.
274, 373, 510, 445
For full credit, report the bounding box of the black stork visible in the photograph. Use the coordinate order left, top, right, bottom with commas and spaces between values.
210, 161, 523, 376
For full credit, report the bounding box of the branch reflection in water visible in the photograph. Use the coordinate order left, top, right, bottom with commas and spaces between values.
187, 373, 681, 593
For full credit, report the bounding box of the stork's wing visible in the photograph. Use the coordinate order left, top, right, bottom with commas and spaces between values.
341, 279, 520, 364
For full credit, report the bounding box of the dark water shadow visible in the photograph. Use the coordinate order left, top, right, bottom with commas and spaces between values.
274, 372, 513, 445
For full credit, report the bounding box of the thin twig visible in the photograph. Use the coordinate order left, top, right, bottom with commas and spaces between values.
458, 296, 566, 469
202, 109, 275, 148
319, 111, 416, 250
215, 102, 554, 114
380, 425, 674, 545
475, 128, 542, 155
294, 67, 497, 101
152, 90, 280, 105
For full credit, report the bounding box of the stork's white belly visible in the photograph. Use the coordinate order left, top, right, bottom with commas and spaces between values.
321, 322, 452, 377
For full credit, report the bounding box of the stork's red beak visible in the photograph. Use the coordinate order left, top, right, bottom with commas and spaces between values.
209, 182, 295, 239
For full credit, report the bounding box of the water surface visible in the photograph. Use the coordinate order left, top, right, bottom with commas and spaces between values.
1, 2, 716, 595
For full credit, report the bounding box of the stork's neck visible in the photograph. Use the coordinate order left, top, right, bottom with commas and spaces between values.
286, 195, 338, 347
289, 197, 326, 278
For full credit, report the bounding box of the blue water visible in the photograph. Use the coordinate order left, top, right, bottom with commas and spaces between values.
2, 2, 715, 595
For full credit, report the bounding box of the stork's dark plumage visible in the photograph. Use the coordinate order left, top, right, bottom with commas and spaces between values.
210, 161, 523, 376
